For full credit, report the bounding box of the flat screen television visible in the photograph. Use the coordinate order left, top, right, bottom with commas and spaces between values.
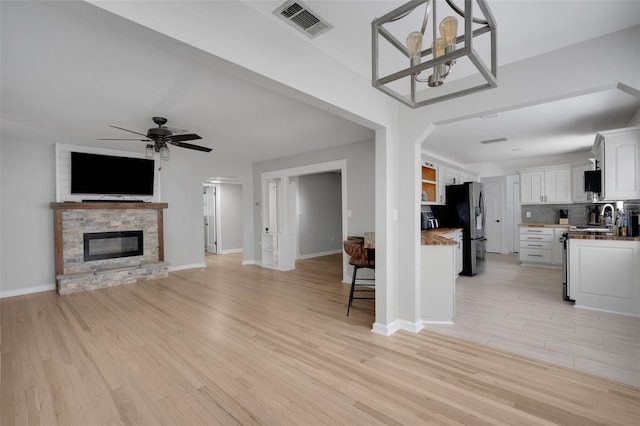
71, 152, 155, 196
584, 170, 601, 193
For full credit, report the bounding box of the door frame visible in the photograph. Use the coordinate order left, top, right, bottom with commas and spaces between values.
261, 160, 348, 279
203, 183, 221, 254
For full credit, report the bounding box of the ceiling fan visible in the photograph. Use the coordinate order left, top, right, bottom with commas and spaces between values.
99, 117, 211, 160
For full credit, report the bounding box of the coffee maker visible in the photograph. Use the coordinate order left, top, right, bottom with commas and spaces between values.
421, 211, 439, 230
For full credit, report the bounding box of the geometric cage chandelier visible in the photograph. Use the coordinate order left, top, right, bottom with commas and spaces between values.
372, 0, 497, 108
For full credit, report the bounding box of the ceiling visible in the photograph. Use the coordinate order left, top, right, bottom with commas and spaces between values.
2, 1, 640, 167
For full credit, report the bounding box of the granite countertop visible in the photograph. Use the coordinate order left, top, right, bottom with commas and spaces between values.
421, 228, 463, 246
519, 223, 572, 228
520, 223, 640, 241
567, 233, 640, 241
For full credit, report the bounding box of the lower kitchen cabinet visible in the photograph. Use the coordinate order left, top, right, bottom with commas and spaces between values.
519, 226, 567, 267
568, 238, 640, 316
421, 244, 456, 323
443, 230, 463, 274
519, 227, 553, 265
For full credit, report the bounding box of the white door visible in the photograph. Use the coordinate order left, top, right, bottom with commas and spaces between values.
512, 181, 521, 253
204, 185, 217, 253
483, 177, 503, 253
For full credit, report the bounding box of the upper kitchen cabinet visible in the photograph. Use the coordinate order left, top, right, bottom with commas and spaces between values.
421, 161, 438, 204
421, 157, 478, 205
443, 166, 461, 185
572, 161, 595, 203
593, 127, 640, 201
520, 166, 572, 204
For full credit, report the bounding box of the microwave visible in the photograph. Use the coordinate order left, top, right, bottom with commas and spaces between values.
584, 170, 601, 193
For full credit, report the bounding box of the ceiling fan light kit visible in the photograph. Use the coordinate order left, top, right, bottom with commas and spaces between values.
372, 0, 497, 108
99, 116, 211, 161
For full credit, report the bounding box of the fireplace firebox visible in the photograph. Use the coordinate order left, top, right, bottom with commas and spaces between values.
83, 230, 144, 261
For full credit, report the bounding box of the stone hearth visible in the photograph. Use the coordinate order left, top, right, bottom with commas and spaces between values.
51, 202, 168, 294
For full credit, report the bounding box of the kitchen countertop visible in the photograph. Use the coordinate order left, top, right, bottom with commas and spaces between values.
519, 223, 572, 228
567, 233, 640, 241
519, 223, 640, 241
421, 228, 463, 246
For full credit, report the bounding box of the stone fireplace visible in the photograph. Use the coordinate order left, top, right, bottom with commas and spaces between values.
51, 202, 169, 294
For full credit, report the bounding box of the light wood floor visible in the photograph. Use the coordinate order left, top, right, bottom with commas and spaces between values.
2, 253, 639, 425
426, 253, 640, 388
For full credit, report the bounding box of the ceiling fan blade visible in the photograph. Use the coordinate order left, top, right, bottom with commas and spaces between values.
166, 133, 202, 142
98, 138, 151, 142
109, 125, 149, 138
162, 125, 190, 134
169, 141, 212, 152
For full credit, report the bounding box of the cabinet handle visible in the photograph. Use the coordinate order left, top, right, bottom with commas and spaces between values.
528, 254, 544, 257
528, 230, 543, 232
528, 244, 543, 247
545, 195, 548, 202
527, 237, 544, 240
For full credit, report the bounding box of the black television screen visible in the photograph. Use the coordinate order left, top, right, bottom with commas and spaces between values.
71, 152, 155, 196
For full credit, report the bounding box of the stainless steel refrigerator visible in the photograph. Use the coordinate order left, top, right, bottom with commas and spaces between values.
432, 182, 487, 276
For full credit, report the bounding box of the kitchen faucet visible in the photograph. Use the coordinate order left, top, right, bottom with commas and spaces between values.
601, 204, 615, 228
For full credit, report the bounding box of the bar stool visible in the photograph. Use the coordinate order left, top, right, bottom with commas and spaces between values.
343, 236, 375, 316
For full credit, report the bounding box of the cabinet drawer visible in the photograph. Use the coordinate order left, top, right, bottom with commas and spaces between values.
519, 248, 552, 263
520, 233, 553, 243
520, 227, 553, 236
520, 241, 552, 250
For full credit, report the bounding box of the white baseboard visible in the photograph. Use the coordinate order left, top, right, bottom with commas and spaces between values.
297, 249, 342, 260
168, 263, 206, 272
241, 260, 257, 265
371, 319, 424, 336
0, 284, 56, 299
422, 320, 454, 325
217, 248, 243, 255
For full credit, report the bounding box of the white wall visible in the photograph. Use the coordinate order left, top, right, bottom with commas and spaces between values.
1, 139, 57, 297
297, 172, 342, 257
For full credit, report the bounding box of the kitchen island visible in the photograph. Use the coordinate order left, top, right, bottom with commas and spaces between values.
568, 233, 640, 317
421, 228, 462, 323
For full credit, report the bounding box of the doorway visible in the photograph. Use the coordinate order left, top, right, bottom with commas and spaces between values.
203, 181, 244, 255
260, 160, 349, 280
204, 184, 218, 254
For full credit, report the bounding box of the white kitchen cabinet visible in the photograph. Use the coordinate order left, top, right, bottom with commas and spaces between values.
519, 227, 554, 265
421, 243, 456, 323
552, 227, 568, 265
443, 231, 463, 274
568, 238, 640, 316
421, 157, 477, 205
519, 166, 572, 204
572, 162, 594, 203
593, 127, 640, 201
421, 161, 438, 205
444, 166, 461, 186
520, 171, 545, 203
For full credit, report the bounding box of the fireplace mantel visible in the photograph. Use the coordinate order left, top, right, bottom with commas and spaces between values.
51, 202, 168, 294
51, 202, 168, 210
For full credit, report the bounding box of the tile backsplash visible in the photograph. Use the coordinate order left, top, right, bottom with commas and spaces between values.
521, 201, 640, 225
520, 204, 592, 225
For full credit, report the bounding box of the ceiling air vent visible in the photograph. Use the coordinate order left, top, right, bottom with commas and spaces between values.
274, 1, 333, 39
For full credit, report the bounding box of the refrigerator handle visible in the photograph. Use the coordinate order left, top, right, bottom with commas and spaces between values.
479, 191, 486, 231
